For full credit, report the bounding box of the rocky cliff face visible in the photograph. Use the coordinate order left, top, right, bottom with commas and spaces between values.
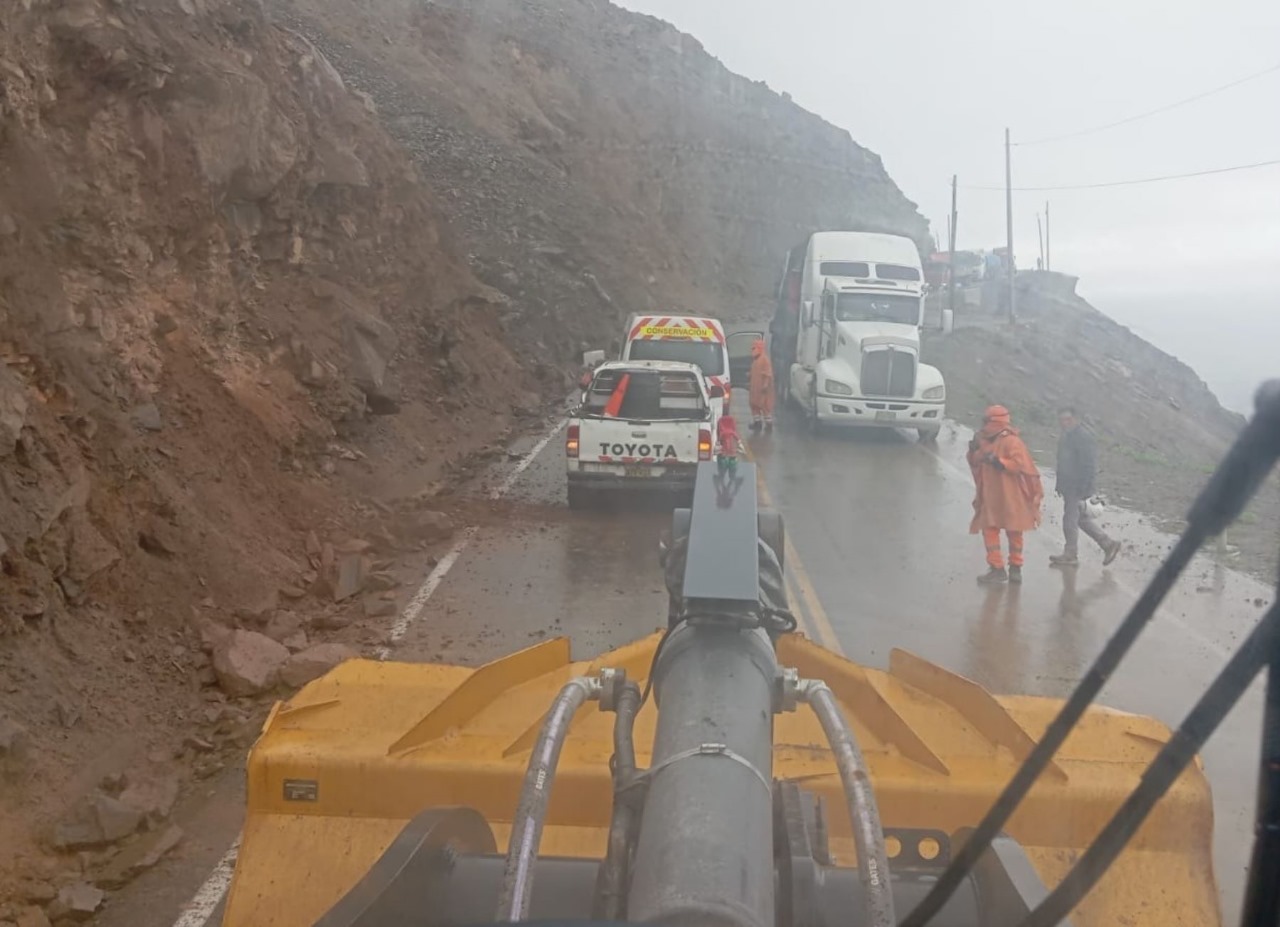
279, 0, 930, 354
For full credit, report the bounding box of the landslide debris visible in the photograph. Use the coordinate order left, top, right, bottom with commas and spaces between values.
0, 0, 535, 904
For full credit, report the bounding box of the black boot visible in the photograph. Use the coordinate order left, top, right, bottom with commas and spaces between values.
1009, 565, 1023, 585
977, 567, 1008, 585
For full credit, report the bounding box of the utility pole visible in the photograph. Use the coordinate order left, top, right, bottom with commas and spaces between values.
1036, 213, 1045, 270
947, 174, 958, 319
1044, 200, 1051, 271
1004, 128, 1016, 323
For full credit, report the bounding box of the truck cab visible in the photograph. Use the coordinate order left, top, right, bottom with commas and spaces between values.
782, 232, 946, 438
620, 315, 753, 415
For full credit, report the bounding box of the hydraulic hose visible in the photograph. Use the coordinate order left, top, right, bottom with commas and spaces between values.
904, 378, 1280, 927
496, 675, 602, 922
594, 680, 643, 920
799, 679, 896, 927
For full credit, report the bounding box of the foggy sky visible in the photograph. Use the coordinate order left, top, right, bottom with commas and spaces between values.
616, 0, 1280, 409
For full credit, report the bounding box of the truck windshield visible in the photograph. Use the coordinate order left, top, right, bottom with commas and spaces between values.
627, 339, 725, 376
835, 293, 920, 325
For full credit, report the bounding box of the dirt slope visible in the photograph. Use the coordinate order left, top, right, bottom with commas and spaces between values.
927, 273, 1277, 576
0, 0, 544, 906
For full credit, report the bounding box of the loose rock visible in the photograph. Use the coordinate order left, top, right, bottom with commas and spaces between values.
333, 553, 368, 601
47, 883, 103, 921
16, 907, 52, 927
0, 714, 30, 778
280, 643, 359, 688
130, 402, 164, 431
119, 769, 180, 825
65, 511, 120, 584
53, 793, 143, 848
96, 824, 184, 887
93, 793, 144, 842
212, 630, 289, 696
0, 363, 28, 456
262, 610, 305, 644
362, 595, 396, 618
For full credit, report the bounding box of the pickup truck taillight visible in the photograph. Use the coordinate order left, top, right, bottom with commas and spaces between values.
566, 424, 580, 459
698, 429, 712, 461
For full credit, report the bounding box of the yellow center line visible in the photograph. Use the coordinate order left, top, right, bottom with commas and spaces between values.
743, 447, 847, 655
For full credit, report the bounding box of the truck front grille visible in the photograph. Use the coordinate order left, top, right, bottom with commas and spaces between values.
861, 349, 916, 397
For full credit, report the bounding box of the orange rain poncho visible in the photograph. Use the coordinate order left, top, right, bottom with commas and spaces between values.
967, 405, 1043, 533
749, 340, 774, 418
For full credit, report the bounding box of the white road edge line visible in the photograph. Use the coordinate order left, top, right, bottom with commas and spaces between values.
172, 418, 564, 927
172, 839, 239, 927
490, 420, 566, 500
374, 527, 477, 661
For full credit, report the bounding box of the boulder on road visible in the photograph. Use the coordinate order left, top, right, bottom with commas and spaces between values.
212, 630, 289, 697
262, 611, 305, 644
394, 510, 454, 544
93, 793, 143, 842
332, 553, 369, 602
47, 883, 103, 921
52, 792, 142, 848
96, 824, 184, 888
119, 769, 179, 825
280, 643, 359, 688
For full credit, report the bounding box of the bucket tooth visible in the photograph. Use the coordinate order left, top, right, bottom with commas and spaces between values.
389, 638, 571, 756
889, 649, 1068, 781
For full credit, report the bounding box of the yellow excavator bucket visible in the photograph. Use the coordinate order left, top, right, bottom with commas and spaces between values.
222, 631, 1219, 927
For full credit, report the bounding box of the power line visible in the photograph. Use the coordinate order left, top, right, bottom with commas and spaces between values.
963, 156, 1280, 192
1014, 60, 1280, 147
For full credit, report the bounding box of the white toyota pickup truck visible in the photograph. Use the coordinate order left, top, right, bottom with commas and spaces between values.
565, 360, 721, 509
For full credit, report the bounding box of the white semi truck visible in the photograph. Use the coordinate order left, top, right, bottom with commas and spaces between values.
770, 231, 948, 439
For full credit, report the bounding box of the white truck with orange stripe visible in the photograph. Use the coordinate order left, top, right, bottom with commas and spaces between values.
620, 314, 761, 415
565, 360, 720, 509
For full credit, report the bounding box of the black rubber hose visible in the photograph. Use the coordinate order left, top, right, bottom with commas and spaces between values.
593, 681, 643, 921
1239, 634, 1280, 926
904, 379, 1280, 927
1016, 598, 1280, 927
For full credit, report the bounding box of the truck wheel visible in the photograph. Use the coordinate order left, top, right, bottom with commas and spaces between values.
567, 484, 592, 511
808, 402, 825, 436
757, 511, 785, 572
917, 426, 940, 443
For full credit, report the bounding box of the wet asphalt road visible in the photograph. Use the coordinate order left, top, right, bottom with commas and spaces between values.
127, 393, 1268, 927
395, 397, 1268, 923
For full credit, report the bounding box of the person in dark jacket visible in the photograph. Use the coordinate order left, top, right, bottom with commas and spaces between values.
1051, 407, 1121, 566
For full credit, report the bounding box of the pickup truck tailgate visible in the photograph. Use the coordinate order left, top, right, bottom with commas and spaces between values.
578, 418, 702, 468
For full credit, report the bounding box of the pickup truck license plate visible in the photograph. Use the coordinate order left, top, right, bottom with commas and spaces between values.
625, 465, 653, 479
875, 411, 895, 421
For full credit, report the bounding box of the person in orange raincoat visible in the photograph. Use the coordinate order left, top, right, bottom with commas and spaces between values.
748, 338, 774, 433
967, 405, 1043, 585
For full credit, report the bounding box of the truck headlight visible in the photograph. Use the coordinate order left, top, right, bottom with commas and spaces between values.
923, 385, 945, 400
824, 379, 854, 396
